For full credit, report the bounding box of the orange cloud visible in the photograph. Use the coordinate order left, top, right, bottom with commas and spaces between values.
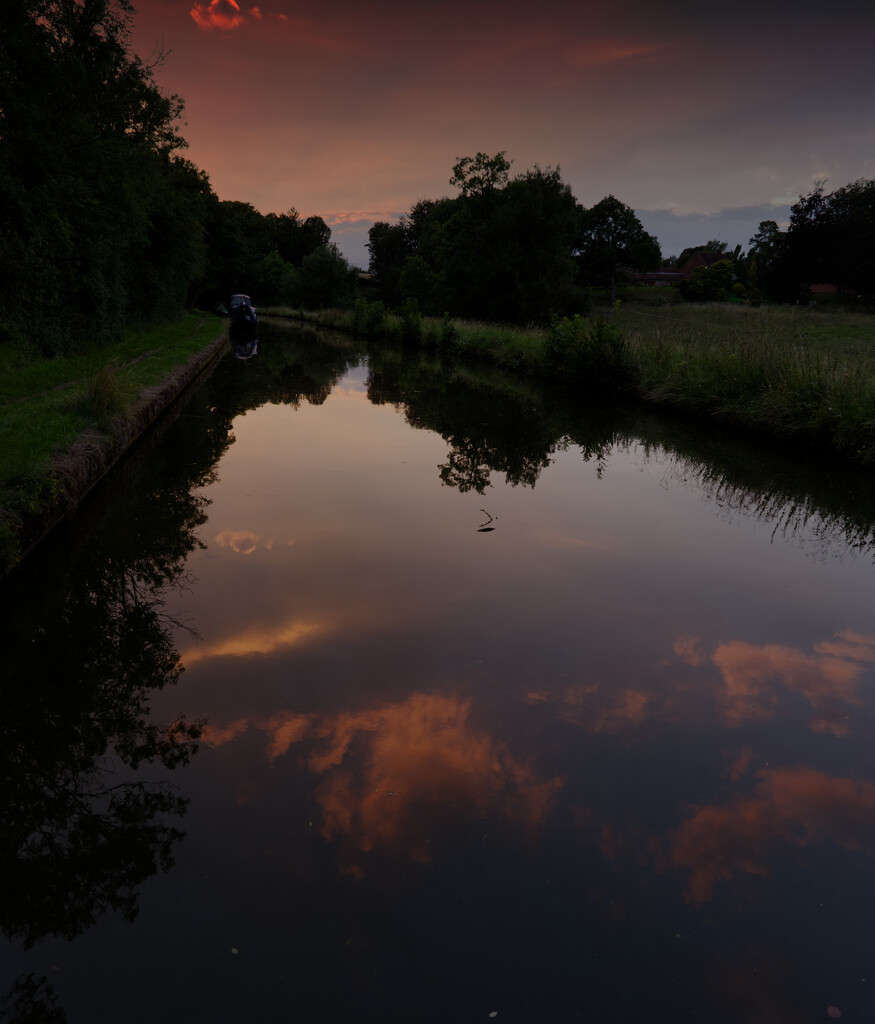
215, 529, 271, 554
190, 0, 247, 31
711, 636, 867, 730
671, 767, 875, 903
203, 693, 562, 876
311, 694, 562, 874
180, 619, 324, 665
527, 631, 874, 741
201, 717, 250, 747
261, 711, 312, 761
673, 633, 707, 667
814, 630, 875, 663
671, 631, 875, 733
324, 211, 406, 227
562, 39, 666, 68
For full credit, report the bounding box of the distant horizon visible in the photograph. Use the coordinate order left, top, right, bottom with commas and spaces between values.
319, 200, 795, 271
132, 0, 873, 270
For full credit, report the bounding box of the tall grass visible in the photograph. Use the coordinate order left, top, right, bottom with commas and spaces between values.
620, 304, 875, 462
267, 300, 875, 465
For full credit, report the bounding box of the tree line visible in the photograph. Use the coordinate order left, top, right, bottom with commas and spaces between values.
3, 0, 874, 362
368, 152, 875, 317
0, 0, 355, 358
660, 179, 875, 306
366, 152, 662, 323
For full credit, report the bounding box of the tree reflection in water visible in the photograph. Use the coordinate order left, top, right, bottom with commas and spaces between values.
0, 394, 232, 1017
364, 338, 875, 560
0, 326, 365, 1020
4, 322, 875, 1022
0, 551, 202, 1019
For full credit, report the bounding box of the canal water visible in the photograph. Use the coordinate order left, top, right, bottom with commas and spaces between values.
3, 319, 875, 1023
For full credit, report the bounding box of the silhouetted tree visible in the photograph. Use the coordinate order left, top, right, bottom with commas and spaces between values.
367, 220, 415, 306
449, 151, 512, 197
373, 155, 586, 323
0, 0, 208, 354
575, 196, 661, 303
775, 178, 875, 301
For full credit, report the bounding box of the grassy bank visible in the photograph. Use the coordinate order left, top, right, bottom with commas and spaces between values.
0, 312, 227, 574
622, 304, 875, 461
264, 300, 875, 467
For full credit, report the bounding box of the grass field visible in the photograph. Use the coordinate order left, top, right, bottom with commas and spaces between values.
0, 312, 227, 572
617, 303, 875, 460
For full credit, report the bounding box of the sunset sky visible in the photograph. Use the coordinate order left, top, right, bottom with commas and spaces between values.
132, 0, 875, 268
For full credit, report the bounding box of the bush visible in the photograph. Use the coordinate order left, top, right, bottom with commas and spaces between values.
440, 312, 459, 348
680, 260, 736, 301
546, 311, 627, 382
352, 298, 387, 336
399, 299, 423, 343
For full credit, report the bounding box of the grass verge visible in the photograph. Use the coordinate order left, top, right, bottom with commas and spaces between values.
263, 300, 875, 467
0, 312, 228, 575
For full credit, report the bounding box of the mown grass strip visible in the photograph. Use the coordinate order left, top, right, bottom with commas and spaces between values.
0, 312, 227, 574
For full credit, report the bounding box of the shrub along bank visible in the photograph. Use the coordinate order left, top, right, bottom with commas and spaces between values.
0, 313, 227, 575
266, 299, 875, 468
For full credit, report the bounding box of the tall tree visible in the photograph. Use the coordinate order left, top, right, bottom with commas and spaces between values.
771, 179, 875, 302
576, 196, 661, 303
367, 220, 415, 306
395, 157, 586, 323
744, 219, 786, 297
449, 151, 512, 197
0, 0, 205, 354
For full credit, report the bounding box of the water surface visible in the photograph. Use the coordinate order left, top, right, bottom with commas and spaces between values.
3, 321, 875, 1023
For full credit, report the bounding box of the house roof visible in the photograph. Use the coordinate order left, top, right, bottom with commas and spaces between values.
678, 251, 727, 274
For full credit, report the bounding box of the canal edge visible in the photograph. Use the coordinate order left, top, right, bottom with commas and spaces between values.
3, 326, 229, 580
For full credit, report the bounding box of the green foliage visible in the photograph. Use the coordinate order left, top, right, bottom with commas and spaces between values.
0, 0, 342, 348
440, 312, 459, 347
776, 178, 875, 302
366, 220, 415, 307
679, 259, 737, 301
0, 0, 208, 355
371, 158, 584, 324
297, 244, 356, 310
449, 151, 512, 196
399, 299, 423, 343
0, 313, 225, 572
256, 251, 298, 305
200, 204, 332, 308
546, 311, 627, 381
676, 239, 729, 266
400, 255, 440, 314
576, 196, 661, 303
745, 220, 785, 297
352, 298, 387, 336
75, 363, 135, 426
294, 300, 875, 467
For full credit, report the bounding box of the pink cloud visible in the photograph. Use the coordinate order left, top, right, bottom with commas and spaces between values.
189, 0, 266, 31
671, 767, 875, 904
190, 0, 244, 31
